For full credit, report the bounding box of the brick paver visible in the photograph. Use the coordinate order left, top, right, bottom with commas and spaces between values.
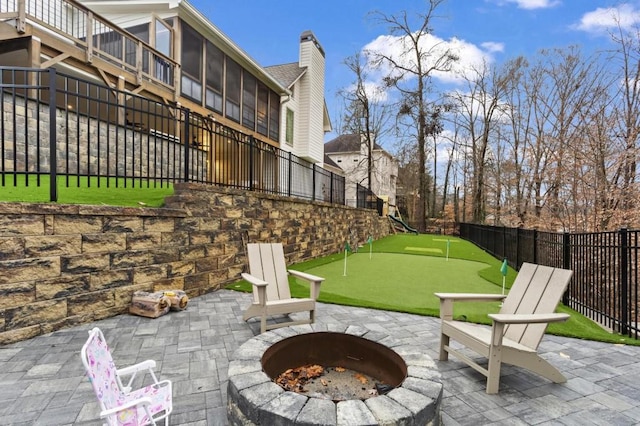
1, 289, 639, 425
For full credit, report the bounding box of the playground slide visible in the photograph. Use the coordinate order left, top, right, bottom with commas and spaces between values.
388, 215, 419, 234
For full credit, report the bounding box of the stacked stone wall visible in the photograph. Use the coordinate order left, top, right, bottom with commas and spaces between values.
0, 183, 389, 344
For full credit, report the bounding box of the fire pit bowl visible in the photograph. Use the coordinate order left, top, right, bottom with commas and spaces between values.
227, 325, 443, 425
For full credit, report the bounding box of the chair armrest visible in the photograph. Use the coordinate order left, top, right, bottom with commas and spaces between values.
435, 293, 506, 321
288, 269, 325, 283
435, 293, 506, 302
489, 313, 570, 324
241, 273, 268, 306
288, 269, 324, 300
241, 273, 268, 288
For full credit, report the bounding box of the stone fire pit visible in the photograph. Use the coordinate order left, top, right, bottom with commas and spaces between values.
227, 324, 443, 425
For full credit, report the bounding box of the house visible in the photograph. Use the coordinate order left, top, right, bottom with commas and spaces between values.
324, 133, 398, 213
264, 31, 332, 164
0, 0, 330, 168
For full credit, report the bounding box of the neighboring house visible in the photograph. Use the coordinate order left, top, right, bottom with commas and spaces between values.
0, 0, 329, 164
325, 134, 398, 212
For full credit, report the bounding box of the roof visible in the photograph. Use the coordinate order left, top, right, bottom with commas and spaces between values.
264, 63, 306, 89
323, 154, 340, 168
324, 134, 384, 153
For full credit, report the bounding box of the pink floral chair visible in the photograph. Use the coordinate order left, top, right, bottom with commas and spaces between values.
81, 327, 172, 425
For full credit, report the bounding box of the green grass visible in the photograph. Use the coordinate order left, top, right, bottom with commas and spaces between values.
228, 234, 639, 346
0, 174, 173, 207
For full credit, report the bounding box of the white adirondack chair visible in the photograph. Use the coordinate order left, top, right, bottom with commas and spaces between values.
435, 262, 573, 394
242, 243, 324, 333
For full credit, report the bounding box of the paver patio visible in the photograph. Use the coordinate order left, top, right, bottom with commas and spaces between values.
1, 289, 640, 425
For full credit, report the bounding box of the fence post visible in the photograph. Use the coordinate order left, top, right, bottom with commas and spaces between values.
48, 68, 57, 202
312, 164, 316, 201
562, 232, 571, 305
619, 228, 629, 336
502, 226, 507, 260
533, 229, 538, 264
183, 108, 190, 182
287, 151, 292, 197
516, 227, 521, 268
330, 172, 334, 204
249, 136, 255, 191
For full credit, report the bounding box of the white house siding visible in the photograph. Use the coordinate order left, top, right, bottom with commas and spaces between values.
326, 147, 398, 209
279, 92, 299, 155
296, 33, 325, 164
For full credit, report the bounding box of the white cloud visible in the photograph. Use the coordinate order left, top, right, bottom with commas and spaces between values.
362, 32, 496, 87
497, 0, 559, 10
481, 42, 505, 53
343, 80, 390, 103
574, 4, 640, 33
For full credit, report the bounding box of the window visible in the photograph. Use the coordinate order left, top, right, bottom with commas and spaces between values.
155, 19, 171, 56
205, 41, 223, 113
256, 84, 268, 135
285, 108, 294, 146
181, 23, 202, 101
124, 23, 149, 68
269, 91, 280, 141
225, 59, 241, 122
242, 73, 256, 129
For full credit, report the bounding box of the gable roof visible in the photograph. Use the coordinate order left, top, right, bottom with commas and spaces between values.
324, 134, 384, 153
323, 154, 340, 168
264, 63, 306, 89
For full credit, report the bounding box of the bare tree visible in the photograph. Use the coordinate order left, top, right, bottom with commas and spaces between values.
448, 58, 520, 223
368, 0, 457, 231
338, 51, 393, 192
609, 21, 640, 226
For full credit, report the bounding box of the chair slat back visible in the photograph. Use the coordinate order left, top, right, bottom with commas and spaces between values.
247, 243, 292, 301
500, 263, 572, 349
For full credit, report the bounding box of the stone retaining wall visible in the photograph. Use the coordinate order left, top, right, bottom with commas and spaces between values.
0, 183, 389, 344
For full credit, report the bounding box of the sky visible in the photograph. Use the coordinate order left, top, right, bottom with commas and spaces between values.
189, 0, 640, 144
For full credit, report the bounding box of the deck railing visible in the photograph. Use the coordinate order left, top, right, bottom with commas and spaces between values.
0, 0, 177, 90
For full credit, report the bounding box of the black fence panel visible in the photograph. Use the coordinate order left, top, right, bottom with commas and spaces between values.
0, 67, 348, 207
459, 223, 639, 339
356, 183, 383, 215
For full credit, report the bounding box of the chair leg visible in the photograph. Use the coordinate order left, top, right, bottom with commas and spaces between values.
260, 315, 267, 334
310, 309, 315, 324
439, 333, 449, 361
486, 345, 502, 394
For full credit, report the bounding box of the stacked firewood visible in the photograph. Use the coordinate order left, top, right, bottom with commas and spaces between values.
129, 290, 189, 318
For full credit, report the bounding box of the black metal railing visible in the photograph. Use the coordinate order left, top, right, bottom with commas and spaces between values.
0, 67, 346, 205
459, 223, 639, 339
356, 183, 383, 215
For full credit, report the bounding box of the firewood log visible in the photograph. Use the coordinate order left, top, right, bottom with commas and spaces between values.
163, 290, 189, 311
129, 291, 171, 318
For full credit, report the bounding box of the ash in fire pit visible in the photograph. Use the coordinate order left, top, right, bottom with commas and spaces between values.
227, 326, 443, 426
265, 332, 406, 402
276, 364, 388, 401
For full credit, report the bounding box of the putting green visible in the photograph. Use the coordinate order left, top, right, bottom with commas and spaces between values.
298, 252, 502, 314
405, 247, 443, 254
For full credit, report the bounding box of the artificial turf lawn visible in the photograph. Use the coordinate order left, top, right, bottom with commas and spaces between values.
228, 233, 640, 346
0, 175, 173, 207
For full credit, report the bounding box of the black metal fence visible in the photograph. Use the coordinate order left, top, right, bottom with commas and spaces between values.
459, 223, 639, 339
0, 67, 346, 204
356, 183, 383, 215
